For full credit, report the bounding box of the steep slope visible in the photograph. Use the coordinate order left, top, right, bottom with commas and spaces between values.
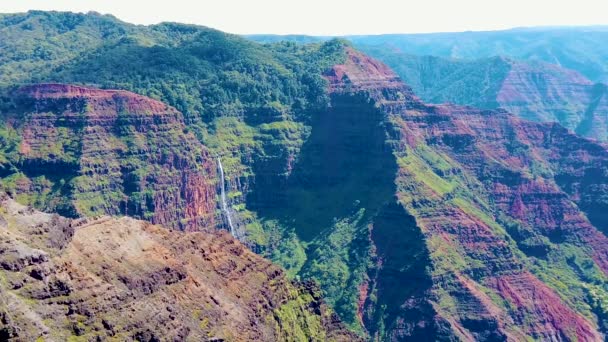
352, 51, 511, 108
224, 47, 608, 340
3, 11, 608, 340
319, 49, 608, 340
232, 47, 608, 340
0, 84, 217, 231
0, 10, 349, 240
0, 193, 358, 341
355, 48, 608, 141
496, 59, 595, 127
576, 83, 608, 139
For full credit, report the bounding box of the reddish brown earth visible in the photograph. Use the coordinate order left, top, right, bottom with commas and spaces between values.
3, 49, 608, 341
325, 48, 406, 94
0, 193, 358, 341
489, 273, 598, 340
496, 61, 593, 123
325, 49, 608, 341
18, 83, 172, 113
495, 61, 608, 141
2, 84, 217, 231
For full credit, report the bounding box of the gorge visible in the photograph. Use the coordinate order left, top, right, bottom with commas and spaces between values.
0, 10, 607, 341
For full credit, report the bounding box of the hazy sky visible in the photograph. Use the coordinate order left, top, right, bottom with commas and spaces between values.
1, 0, 607, 35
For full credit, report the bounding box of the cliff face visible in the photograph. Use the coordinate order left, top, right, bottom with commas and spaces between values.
318, 49, 608, 340
0, 84, 216, 231
495, 60, 608, 140
391, 104, 608, 341
2, 40, 608, 341
357, 48, 608, 141
0, 193, 358, 341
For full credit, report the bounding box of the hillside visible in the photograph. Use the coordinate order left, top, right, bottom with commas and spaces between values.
2, 11, 608, 341
306, 47, 608, 340
347, 27, 608, 83
0, 193, 358, 341
0, 84, 217, 231
249, 27, 608, 82
0, 10, 347, 237
352, 48, 608, 141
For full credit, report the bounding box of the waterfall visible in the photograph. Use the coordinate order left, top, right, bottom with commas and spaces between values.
217, 157, 236, 237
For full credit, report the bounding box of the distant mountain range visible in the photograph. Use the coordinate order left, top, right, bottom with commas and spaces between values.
249, 26, 608, 141
351, 49, 608, 141
250, 26, 608, 82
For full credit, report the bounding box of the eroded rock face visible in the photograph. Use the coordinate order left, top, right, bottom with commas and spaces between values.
368, 51, 608, 141
323, 49, 608, 341
3, 49, 608, 341
0, 194, 358, 341
495, 60, 608, 140
1, 84, 216, 231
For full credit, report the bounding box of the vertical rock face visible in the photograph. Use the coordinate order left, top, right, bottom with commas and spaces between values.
0, 84, 216, 231
2, 45, 608, 341
0, 194, 359, 341
320, 49, 608, 340
361, 49, 608, 141
494, 60, 608, 140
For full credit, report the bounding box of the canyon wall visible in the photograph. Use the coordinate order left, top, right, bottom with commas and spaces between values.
0, 84, 217, 231
320, 48, 608, 340
0, 193, 358, 341
2, 42, 608, 341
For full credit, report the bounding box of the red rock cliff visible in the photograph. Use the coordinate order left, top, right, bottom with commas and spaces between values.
4, 84, 216, 231
324, 50, 608, 341
0, 194, 358, 341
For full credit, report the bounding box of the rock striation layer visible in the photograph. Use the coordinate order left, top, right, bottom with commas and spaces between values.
0, 84, 216, 231
2, 39, 608, 341
0, 193, 357, 341
359, 50, 608, 141
321, 48, 608, 341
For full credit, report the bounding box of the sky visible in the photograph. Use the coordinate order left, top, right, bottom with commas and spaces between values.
1, 0, 607, 35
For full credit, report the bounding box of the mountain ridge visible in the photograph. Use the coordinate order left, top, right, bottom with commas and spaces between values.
1, 11, 608, 341
348, 48, 608, 141
319, 48, 608, 340
0, 192, 358, 341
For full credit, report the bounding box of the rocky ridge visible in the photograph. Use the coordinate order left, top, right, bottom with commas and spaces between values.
355, 50, 608, 141
0, 193, 358, 341
322, 48, 608, 340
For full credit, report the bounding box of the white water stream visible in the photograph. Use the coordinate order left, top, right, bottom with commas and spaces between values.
217, 157, 236, 237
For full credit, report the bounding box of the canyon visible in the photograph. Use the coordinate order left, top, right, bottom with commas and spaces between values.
313, 48, 608, 340
0, 84, 217, 231
1, 11, 608, 341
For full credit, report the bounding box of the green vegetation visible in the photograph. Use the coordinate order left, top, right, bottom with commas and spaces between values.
351, 48, 512, 108
272, 291, 326, 341
0, 11, 348, 230
3, 11, 608, 341
346, 29, 608, 82
0, 11, 347, 123
302, 209, 372, 333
